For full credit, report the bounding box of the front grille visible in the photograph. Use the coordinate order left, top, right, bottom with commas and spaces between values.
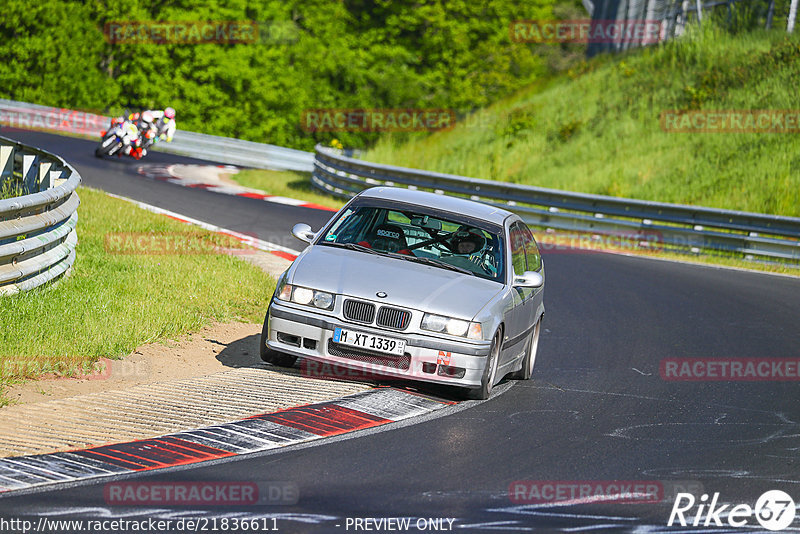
376, 306, 411, 330
343, 299, 376, 324
326, 340, 411, 370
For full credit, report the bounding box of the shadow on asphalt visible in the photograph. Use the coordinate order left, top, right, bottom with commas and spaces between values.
213, 332, 476, 403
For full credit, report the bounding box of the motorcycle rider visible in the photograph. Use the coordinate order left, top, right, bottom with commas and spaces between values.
151, 107, 177, 143
110, 115, 142, 159
137, 107, 176, 146
135, 111, 159, 155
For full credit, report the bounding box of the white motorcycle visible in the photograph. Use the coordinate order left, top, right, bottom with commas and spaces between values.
95, 117, 143, 159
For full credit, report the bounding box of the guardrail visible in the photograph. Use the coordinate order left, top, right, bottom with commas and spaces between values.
312, 145, 800, 263
0, 98, 315, 172
0, 135, 80, 295
164, 130, 314, 172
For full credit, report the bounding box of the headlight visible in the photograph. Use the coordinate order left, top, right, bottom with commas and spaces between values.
313, 291, 334, 309
276, 282, 335, 311
293, 287, 314, 305
421, 313, 483, 340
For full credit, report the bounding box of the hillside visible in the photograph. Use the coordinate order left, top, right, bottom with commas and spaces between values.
366, 25, 800, 217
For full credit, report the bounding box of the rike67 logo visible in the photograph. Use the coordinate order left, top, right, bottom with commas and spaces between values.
669, 490, 796, 531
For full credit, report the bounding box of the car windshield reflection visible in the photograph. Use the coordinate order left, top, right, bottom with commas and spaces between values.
318, 206, 505, 282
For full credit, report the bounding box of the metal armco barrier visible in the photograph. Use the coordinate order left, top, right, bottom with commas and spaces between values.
0, 99, 314, 172
164, 130, 314, 172
0, 135, 80, 295
312, 145, 800, 263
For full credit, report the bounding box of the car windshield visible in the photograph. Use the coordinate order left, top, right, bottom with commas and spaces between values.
319, 205, 505, 283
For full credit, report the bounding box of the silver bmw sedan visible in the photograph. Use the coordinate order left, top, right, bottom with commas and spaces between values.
261, 187, 544, 399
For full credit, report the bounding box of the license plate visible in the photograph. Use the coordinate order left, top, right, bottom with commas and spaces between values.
333, 328, 406, 356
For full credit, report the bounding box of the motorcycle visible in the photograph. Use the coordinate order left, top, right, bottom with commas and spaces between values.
95, 117, 144, 159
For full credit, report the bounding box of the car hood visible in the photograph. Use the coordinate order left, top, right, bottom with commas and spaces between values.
288, 245, 504, 320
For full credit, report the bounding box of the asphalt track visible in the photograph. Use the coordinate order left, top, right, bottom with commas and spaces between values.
2, 129, 800, 532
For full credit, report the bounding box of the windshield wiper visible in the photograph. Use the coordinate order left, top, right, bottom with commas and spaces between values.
391, 254, 476, 276
321, 241, 383, 256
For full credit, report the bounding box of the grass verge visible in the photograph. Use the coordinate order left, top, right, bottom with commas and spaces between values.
0, 186, 275, 406
229, 169, 345, 211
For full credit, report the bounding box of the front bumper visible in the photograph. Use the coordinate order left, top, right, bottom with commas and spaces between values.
266, 300, 492, 387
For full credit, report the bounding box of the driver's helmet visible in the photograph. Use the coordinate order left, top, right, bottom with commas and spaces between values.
164, 107, 176, 120
141, 111, 155, 125
451, 227, 486, 255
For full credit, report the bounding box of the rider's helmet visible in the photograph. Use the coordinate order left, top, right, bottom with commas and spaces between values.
141, 111, 155, 124
451, 227, 486, 255
164, 107, 176, 120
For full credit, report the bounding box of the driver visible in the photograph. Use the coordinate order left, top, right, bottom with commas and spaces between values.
451, 228, 486, 255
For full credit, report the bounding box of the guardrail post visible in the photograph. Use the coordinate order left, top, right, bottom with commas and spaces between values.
0, 146, 13, 192
38, 160, 52, 191
45, 170, 61, 190
23, 154, 39, 193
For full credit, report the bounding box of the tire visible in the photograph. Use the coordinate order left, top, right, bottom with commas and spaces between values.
95, 136, 120, 158
511, 318, 542, 380
259, 311, 297, 367
465, 328, 502, 400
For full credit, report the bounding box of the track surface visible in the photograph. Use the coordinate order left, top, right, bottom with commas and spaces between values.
4, 129, 331, 250
2, 130, 800, 532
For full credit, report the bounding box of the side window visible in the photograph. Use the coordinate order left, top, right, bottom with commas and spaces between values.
510, 223, 527, 275
521, 225, 542, 272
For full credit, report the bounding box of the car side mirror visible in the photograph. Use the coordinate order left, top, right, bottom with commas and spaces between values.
292, 223, 316, 244
513, 271, 543, 288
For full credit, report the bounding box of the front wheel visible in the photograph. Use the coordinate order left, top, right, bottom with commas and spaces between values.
511, 318, 541, 380
465, 329, 502, 400
259, 312, 297, 367
95, 136, 120, 158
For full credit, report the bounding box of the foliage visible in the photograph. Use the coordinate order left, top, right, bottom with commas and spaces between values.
0, 0, 560, 150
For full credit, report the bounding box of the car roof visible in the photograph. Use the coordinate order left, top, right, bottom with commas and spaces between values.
356, 187, 514, 226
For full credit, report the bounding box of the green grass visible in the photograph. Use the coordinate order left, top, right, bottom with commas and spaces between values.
364, 24, 800, 217
0, 187, 275, 406
229, 169, 345, 211
0, 179, 23, 200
